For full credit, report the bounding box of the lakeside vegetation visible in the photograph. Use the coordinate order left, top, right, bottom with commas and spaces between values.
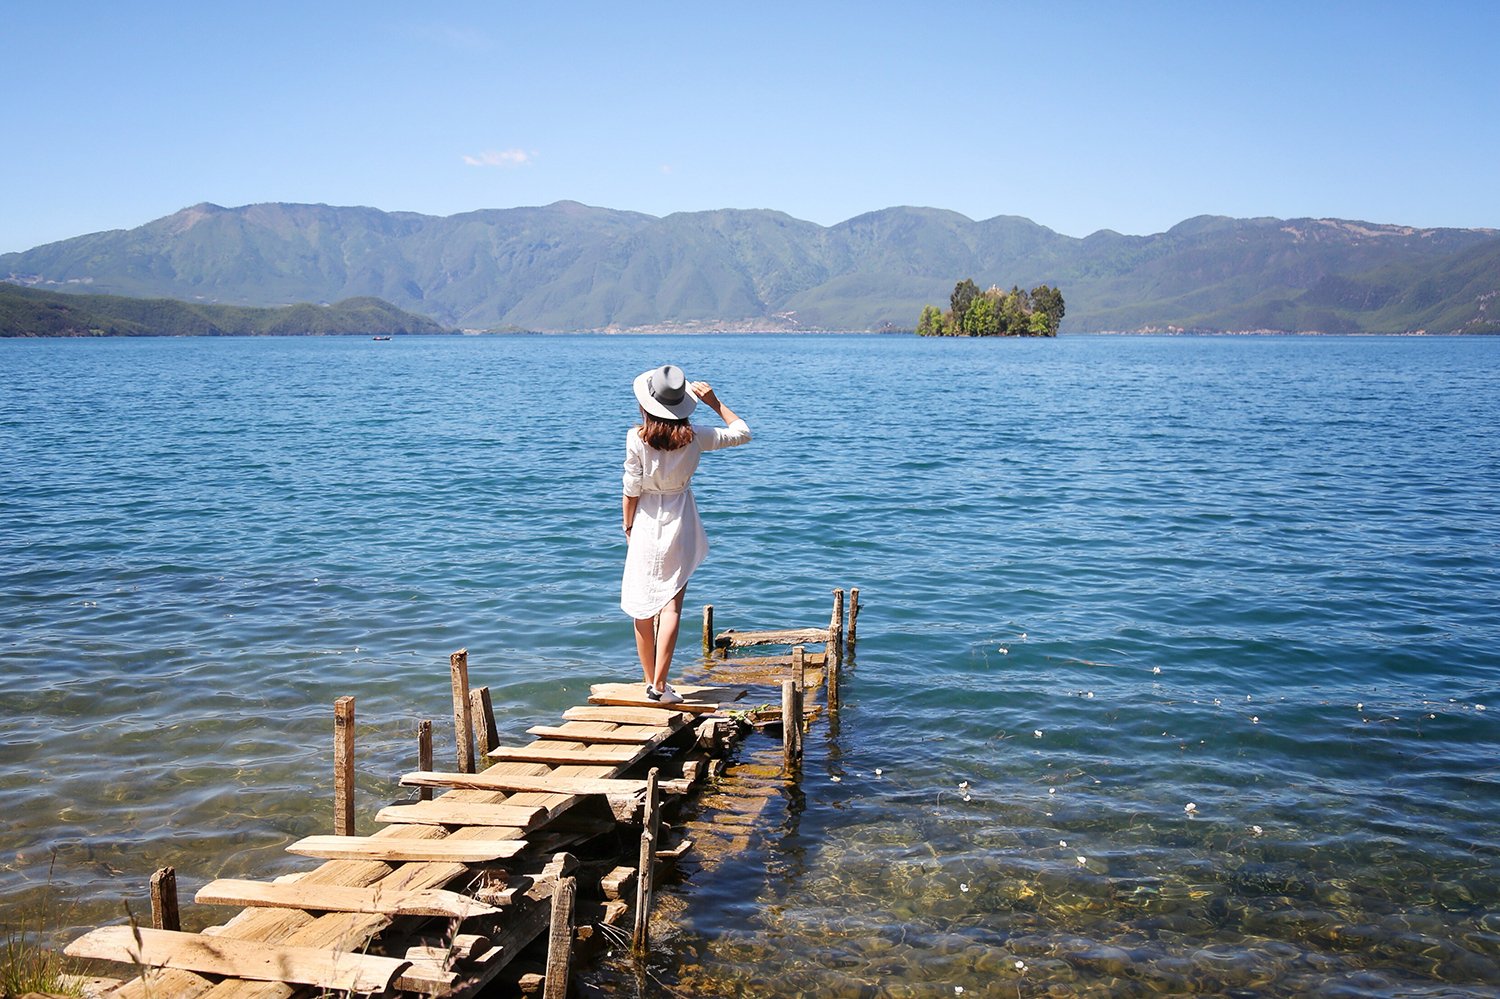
0, 284, 450, 337
917, 279, 1065, 336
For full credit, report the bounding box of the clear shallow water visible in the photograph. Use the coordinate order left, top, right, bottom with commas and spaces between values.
2, 334, 1498, 996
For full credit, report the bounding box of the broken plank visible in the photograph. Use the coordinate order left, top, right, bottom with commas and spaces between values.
715, 627, 831, 648
194, 879, 502, 919
376, 799, 551, 830
286, 835, 526, 863
561, 704, 690, 727
486, 742, 642, 766
525, 722, 664, 744
64, 926, 410, 994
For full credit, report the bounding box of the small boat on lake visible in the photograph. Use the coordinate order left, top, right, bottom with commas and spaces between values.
371, 335, 392, 341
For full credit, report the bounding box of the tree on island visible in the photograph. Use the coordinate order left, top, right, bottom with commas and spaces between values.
917, 279, 1065, 336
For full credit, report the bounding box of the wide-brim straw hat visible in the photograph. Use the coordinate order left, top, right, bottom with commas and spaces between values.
633, 364, 698, 420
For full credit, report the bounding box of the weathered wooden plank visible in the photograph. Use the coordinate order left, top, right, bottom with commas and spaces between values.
525, 722, 663, 744
400, 770, 648, 796
375, 798, 550, 830
333, 696, 355, 836
487, 742, 641, 766
64, 927, 410, 994
588, 682, 745, 713
561, 705, 690, 727
707, 650, 827, 668
286, 835, 526, 863
194, 879, 502, 919
714, 627, 831, 648
542, 876, 576, 999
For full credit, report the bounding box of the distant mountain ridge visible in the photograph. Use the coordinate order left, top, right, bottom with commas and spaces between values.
0, 284, 448, 337
4, 201, 1498, 333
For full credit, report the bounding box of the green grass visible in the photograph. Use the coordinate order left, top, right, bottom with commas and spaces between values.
1, 918, 83, 998
1, 856, 84, 999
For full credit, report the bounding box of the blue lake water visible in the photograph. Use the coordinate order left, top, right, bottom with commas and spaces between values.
2, 333, 1498, 996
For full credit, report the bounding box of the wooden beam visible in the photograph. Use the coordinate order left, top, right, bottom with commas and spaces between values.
702, 604, 713, 656
542, 876, 576, 999
375, 799, 550, 830
334, 696, 355, 836
64, 927, 411, 994
286, 835, 526, 863
451, 648, 475, 774
848, 586, 860, 650
194, 879, 503, 919
632, 769, 661, 954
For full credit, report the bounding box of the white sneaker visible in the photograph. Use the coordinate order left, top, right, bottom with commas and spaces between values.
657, 683, 684, 705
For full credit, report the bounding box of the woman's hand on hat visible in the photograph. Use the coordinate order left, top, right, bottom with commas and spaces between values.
690, 381, 718, 407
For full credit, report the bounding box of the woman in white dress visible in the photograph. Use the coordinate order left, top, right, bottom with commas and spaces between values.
622, 364, 751, 704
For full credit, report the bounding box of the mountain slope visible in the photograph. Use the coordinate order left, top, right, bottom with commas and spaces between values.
0, 284, 450, 337
3, 202, 1496, 332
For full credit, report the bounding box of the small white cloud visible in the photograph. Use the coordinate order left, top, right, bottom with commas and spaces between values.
462, 149, 535, 168
660, 164, 674, 174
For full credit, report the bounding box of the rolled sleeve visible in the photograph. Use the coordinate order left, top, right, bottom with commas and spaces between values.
698, 419, 751, 452
622, 431, 644, 497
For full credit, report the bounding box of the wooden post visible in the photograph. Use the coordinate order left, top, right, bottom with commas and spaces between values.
543, 875, 577, 999
470, 685, 499, 759
792, 645, 806, 724
149, 867, 179, 932
632, 768, 661, 954
848, 587, 860, 652
417, 720, 433, 801
702, 604, 714, 656
830, 588, 845, 670
451, 649, 474, 774
782, 679, 802, 773
334, 696, 355, 836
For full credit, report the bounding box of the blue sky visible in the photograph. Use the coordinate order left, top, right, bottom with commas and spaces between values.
4, 1, 1497, 253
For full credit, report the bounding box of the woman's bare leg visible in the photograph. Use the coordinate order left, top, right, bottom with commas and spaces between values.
651, 587, 687, 690
633, 616, 657, 686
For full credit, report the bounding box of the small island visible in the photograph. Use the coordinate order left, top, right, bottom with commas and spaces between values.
917, 278, 1065, 337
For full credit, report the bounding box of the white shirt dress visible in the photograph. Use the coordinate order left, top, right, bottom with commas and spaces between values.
621, 419, 752, 619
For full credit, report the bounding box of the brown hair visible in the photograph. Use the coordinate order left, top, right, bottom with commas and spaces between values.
638, 410, 696, 451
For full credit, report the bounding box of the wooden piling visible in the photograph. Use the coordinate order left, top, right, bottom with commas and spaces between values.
149, 867, 179, 932
782, 679, 802, 773
451, 649, 475, 774
334, 696, 355, 836
830, 588, 845, 670
848, 587, 860, 652
542, 875, 577, 999
417, 719, 433, 801
632, 767, 661, 954
702, 604, 714, 656
471, 685, 499, 758
792, 645, 806, 713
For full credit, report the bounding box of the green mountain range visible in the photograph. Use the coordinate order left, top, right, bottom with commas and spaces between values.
0, 284, 448, 337
4, 201, 1498, 333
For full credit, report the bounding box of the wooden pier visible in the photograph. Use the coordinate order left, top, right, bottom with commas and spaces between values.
58, 588, 858, 998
